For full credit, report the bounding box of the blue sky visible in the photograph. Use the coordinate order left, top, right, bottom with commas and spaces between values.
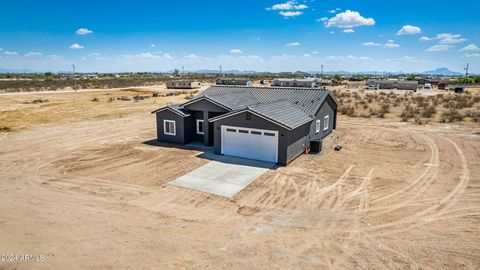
0, 0, 479, 73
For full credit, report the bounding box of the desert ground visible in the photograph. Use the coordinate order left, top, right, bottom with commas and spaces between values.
0, 85, 479, 269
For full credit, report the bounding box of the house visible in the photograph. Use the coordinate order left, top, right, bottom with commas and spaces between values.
438, 82, 447, 90
166, 80, 201, 89
272, 78, 317, 88
369, 80, 419, 91
152, 86, 338, 165
216, 77, 253, 86
316, 79, 333, 86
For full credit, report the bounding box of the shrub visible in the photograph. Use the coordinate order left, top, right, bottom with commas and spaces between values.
91, 97, 99, 102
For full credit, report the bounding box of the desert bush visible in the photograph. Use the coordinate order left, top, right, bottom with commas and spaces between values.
440, 107, 463, 122
132, 95, 150, 101
340, 105, 355, 116
107, 97, 115, 102
91, 97, 99, 102
25, 99, 49, 104
0, 126, 12, 132
420, 105, 436, 118
117, 96, 131, 101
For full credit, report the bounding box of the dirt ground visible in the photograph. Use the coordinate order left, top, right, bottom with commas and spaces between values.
0, 88, 479, 269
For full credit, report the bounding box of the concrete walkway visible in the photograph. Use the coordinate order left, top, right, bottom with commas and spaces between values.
169, 152, 275, 198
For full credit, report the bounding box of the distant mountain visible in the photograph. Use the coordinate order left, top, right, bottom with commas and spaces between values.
421, 67, 462, 76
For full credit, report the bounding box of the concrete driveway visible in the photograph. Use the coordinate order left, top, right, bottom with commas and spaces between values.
169, 152, 275, 198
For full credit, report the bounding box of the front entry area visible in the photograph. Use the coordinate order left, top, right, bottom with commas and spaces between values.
221, 125, 278, 163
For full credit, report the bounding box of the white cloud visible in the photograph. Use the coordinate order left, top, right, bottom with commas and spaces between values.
329, 31, 335, 34
230, 49, 242, 54
70, 43, 84, 49
48, 54, 63, 61
436, 33, 466, 44
465, 53, 480, 59
384, 40, 400, 48
4, 51, 19, 56
25, 51, 43, 58
303, 53, 311, 57
135, 52, 161, 59
279, 11, 303, 17
397, 25, 422, 35
329, 10, 336, 14
268, 1, 308, 11
150, 44, 156, 48
342, 29, 354, 33
286, 42, 300, 47
324, 10, 375, 29
419, 36, 432, 41
426, 44, 453, 52
294, 4, 308, 10
89, 53, 106, 60
460, 44, 479, 52
76, 28, 93, 35
363, 42, 381, 47
163, 53, 173, 59
312, 51, 318, 54
184, 53, 199, 59
317, 17, 328, 22
324, 55, 373, 62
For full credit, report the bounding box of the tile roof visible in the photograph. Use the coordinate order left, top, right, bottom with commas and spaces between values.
153, 86, 334, 130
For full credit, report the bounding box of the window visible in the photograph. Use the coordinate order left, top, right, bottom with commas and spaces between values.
163, 120, 176, 136
226, 128, 236, 132
264, 132, 275, 137
238, 129, 249, 134
251, 131, 261, 135
315, 120, 321, 133
196, 119, 204, 135
324, 115, 329, 131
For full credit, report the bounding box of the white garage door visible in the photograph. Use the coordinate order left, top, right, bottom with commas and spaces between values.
221, 125, 278, 163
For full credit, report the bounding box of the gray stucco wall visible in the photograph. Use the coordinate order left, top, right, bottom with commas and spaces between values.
211, 94, 338, 165
212, 112, 291, 165
183, 99, 229, 145
155, 110, 186, 144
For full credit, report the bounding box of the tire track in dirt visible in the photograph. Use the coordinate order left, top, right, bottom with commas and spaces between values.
364, 137, 470, 235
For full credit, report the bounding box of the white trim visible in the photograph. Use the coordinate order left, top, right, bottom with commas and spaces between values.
196, 119, 204, 135
221, 125, 278, 163
181, 96, 231, 110
315, 119, 321, 133
163, 120, 176, 136
324, 115, 329, 131
152, 106, 188, 117
209, 109, 306, 130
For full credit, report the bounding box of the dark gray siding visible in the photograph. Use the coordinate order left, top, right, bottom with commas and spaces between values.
155, 110, 186, 144
183, 99, 229, 145
212, 112, 290, 165
308, 94, 337, 141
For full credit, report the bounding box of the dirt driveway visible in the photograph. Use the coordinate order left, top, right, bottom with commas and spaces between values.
0, 113, 479, 269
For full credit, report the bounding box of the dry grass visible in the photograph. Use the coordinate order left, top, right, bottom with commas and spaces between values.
0, 88, 191, 132
333, 88, 480, 124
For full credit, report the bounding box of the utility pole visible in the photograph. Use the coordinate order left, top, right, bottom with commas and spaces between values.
464, 63, 469, 84
320, 64, 324, 78
182, 65, 185, 77
219, 65, 222, 76
72, 64, 77, 92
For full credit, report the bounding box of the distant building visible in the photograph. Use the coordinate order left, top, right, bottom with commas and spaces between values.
316, 79, 333, 86
369, 80, 418, 91
438, 82, 447, 90
166, 80, 201, 89
216, 77, 253, 86
448, 85, 465, 93
272, 78, 316, 88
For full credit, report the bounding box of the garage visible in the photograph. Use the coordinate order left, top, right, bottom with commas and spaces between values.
221, 125, 278, 163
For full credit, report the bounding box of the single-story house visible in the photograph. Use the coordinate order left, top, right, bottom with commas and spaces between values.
272, 78, 317, 88
166, 80, 201, 89
369, 80, 419, 91
216, 78, 253, 86
152, 86, 338, 165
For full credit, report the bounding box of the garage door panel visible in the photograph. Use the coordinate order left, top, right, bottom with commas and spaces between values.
221, 126, 278, 163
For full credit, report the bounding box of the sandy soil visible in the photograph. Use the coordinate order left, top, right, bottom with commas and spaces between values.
0, 90, 479, 269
